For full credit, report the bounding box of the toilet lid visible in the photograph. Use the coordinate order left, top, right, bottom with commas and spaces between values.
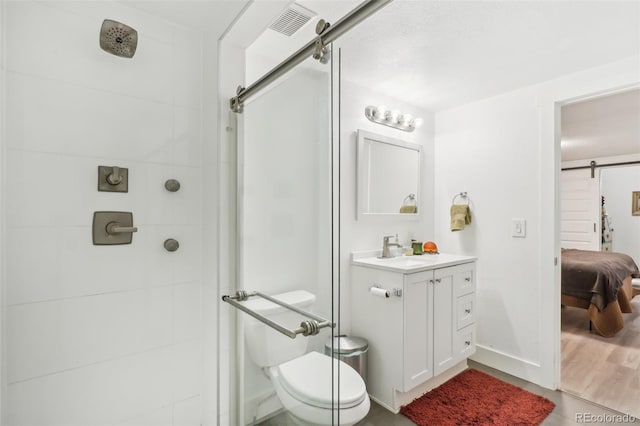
276, 351, 366, 409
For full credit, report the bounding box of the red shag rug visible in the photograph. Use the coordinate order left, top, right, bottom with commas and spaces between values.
400, 369, 555, 426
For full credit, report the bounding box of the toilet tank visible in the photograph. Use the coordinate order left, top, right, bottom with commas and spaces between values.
243, 290, 316, 367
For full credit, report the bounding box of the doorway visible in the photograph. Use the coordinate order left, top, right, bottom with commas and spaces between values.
558, 88, 640, 417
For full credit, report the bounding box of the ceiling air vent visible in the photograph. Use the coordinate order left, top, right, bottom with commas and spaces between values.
268, 3, 316, 37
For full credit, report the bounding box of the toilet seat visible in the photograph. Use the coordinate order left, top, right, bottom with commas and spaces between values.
274, 351, 367, 409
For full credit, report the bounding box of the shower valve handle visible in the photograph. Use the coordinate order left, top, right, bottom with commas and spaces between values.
106, 221, 138, 235
106, 166, 123, 185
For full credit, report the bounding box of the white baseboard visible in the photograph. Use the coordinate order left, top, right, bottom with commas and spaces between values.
471, 344, 546, 387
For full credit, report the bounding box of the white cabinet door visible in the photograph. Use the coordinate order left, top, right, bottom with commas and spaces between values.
432, 267, 455, 376
402, 270, 433, 391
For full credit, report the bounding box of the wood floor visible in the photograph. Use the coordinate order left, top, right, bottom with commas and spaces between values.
560, 296, 640, 419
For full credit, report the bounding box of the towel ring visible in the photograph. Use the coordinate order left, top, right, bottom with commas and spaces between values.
452, 192, 470, 205
403, 193, 416, 205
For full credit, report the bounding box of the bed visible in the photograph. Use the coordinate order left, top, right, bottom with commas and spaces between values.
561, 249, 640, 337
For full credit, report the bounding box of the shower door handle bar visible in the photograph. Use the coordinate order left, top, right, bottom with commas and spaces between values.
254, 291, 329, 324
222, 291, 334, 339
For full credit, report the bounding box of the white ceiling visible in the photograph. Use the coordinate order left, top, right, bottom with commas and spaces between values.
338, 1, 640, 112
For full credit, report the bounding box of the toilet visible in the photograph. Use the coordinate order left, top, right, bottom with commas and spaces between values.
243, 290, 370, 426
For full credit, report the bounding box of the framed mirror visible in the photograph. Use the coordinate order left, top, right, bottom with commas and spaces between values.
356, 129, 422, 220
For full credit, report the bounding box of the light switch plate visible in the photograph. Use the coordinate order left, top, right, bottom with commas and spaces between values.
512, 218, 526, 238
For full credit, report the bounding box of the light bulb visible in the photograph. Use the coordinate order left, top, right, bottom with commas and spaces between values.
385, 110, 399, 123
364, 105, 376, 119
375, 105, 387, 120
398, 114, 413, 126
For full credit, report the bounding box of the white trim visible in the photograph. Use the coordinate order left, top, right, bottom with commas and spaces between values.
538, 55, 640, 390
471, 345, 542, 385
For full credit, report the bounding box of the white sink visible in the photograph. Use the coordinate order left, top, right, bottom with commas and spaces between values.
351, 252, 476, 273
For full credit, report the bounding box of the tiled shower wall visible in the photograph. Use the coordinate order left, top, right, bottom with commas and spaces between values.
3, 1, 205, 424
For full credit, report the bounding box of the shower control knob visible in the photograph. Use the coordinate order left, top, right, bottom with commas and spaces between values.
164, 179, 181, 192
164, 238, 179, 252
106, 166, 123, 185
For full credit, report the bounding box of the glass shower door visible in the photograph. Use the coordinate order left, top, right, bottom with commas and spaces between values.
234, 54, 338, 425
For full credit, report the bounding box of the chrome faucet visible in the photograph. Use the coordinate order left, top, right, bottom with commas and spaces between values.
380, 235, 401, 258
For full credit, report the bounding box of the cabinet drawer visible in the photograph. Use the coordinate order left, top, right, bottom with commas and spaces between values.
456, 293, 475, 330
454, 324, 476, 359
453, 264, 475, 297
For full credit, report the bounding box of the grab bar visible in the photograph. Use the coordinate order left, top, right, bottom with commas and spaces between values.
221, 290, 334, 339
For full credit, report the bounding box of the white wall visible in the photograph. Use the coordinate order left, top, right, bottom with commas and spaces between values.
3, 2, 206, 424
339, 78, 435, 333
434, 56, 640, 388
601, 165, 640, 262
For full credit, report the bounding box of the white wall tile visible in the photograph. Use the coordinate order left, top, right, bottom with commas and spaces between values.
143, 164, 202, 226
218, 349, 231, 417
5, 1, 174, 104
173, 106, 203, 167
173, 28, 202, 109
119, 404, 173, 426
4, 0, 208, 424
174, 282, 202, 342
7, 286, 172, 383
172, 339, 203, 403
5, 72, 174, 162
143, 224, 182, 287
170, 225, 203, 284
7, 347, 172, 426
44, 1, 174, 46
7, 225, 148, 304
173, 396, 202, 426
5, 150, 148, 228
170, 165, 203, 225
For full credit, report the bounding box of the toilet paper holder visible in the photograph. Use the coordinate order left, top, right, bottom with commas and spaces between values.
370, 284, 402, 298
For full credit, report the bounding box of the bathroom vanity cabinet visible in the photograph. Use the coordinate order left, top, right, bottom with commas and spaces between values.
350, 254, 476, 413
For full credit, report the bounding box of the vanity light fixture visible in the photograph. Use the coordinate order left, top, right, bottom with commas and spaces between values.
364, 105, 423, 132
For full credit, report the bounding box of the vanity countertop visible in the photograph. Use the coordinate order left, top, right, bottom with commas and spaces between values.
351, 250, 477, 273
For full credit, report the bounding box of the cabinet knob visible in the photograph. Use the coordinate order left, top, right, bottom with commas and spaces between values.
465, 340, 471, 346
465, 308, 471, 314
435, 278, 441, 283
465, 277, 471, 282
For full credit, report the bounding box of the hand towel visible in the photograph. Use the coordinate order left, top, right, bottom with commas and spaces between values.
451, 204, 471, 231
400, 205, 417, 214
